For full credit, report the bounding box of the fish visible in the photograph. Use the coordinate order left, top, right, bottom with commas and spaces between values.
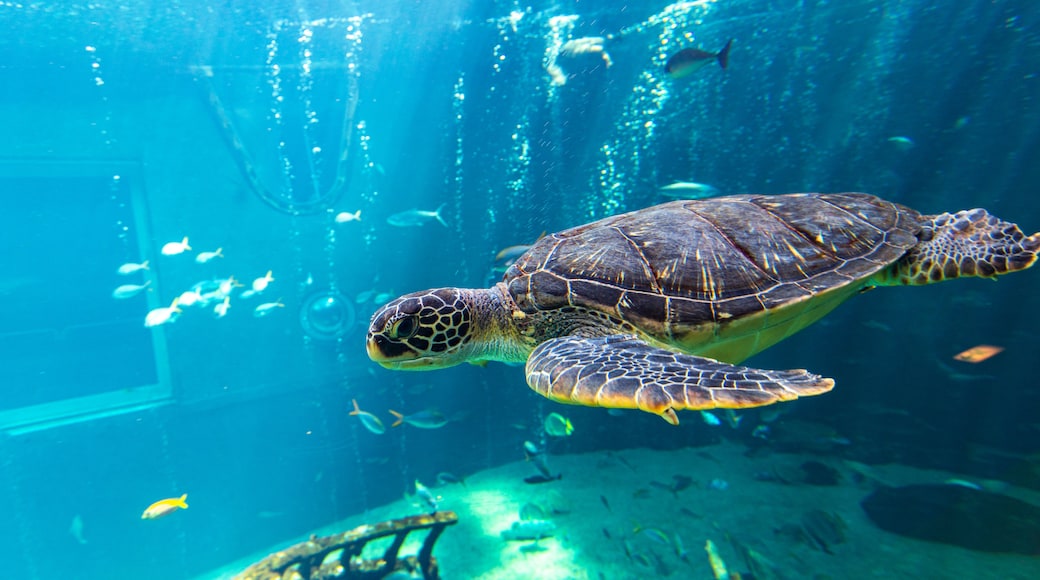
704, 539, 730, 580
194, 248, 223, 263
335, 209, 362, 223
674, 532, 690, 562
944, 478, 983, 490
935, 358, 996, 382
635, 526, 673, 547
600, 495, 611, 511
631, 553, 654, 570
524, 473, 562, 484
670, 474, 694, 493
700, 410, 721, 426
161, 237, 191, 256
653, 474, 695, 497
389, 408, 448, 429
69, 514, 87, 545
665, 39, 733, 79
679, 507, 701, 519
519, 502, 548, 521
658, 181, 721, 199
887, 135, 916, 150
188, 278, 231, 306
387, 204, 448, 228
117, 260, 149, 275
708, 478, 729, 491
178, 289, 202, 307
518, 540, 548, 554
141, 493, 188, 520
502, 519, 556, 541
112, 281, 150, 299
435, 471, 466, 487
953, 344, 1004, 363
523, 441, 541, 455
253, 300, 284, 317
414, 479, 439, 513
218, 276, 242, 298
355, 289, 376, 303
495, 244, 534, 263
144, 297, 181, 327
722, 409, 742, 428
214, 296, 231, 318
349, 399, 386, 434
543, 412, 574, 437
529, 451, 554, 480
251, 271, 274, 293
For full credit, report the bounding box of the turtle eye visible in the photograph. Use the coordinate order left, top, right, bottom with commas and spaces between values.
387, 315, 418, 340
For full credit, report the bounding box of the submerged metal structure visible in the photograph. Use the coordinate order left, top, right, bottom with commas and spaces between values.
234, 511, 458, 580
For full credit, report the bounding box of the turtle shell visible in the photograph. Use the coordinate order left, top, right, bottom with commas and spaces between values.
503, 193, 922, 362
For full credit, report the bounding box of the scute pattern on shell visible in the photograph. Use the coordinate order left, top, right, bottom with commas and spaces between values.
504, 193, 921, 330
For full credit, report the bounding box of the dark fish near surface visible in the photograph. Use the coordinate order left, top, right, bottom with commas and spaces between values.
665, 38, 733, 79
524, 473, 562, 484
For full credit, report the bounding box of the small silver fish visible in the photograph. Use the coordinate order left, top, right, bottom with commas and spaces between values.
112, 281, 150, 299
387, 204, 447, 228
253, 300, 284, 317
334, 209, 362, 223
658, 181, 721, 199
117, 261, 149, 275
887, 136, 915, 151
194, 248, 223, 263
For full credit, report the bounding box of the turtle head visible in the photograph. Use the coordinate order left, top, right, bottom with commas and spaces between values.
366, 288, 473, 370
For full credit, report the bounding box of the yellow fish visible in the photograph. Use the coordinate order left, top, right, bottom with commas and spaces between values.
141, 494, 188, 520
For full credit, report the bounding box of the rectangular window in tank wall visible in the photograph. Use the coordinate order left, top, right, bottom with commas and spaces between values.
0, 159, 171, 434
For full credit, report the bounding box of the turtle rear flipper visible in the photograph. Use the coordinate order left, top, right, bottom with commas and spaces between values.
877, 209, 1040, 286
525, 335, 834, 425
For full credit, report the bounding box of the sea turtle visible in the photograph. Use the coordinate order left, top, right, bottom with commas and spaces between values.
366, 193, 1039, 424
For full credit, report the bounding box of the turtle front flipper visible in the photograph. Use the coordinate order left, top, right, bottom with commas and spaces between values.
525, 335, 834, 425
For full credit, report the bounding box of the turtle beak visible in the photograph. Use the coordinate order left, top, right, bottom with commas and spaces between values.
365, 334, 430, 369
365, 336, 385, 362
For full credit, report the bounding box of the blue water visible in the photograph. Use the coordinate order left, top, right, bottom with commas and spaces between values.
1, 0, 1039, 578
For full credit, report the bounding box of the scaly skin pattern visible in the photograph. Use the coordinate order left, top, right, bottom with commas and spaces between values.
871, 209, 1040, 286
